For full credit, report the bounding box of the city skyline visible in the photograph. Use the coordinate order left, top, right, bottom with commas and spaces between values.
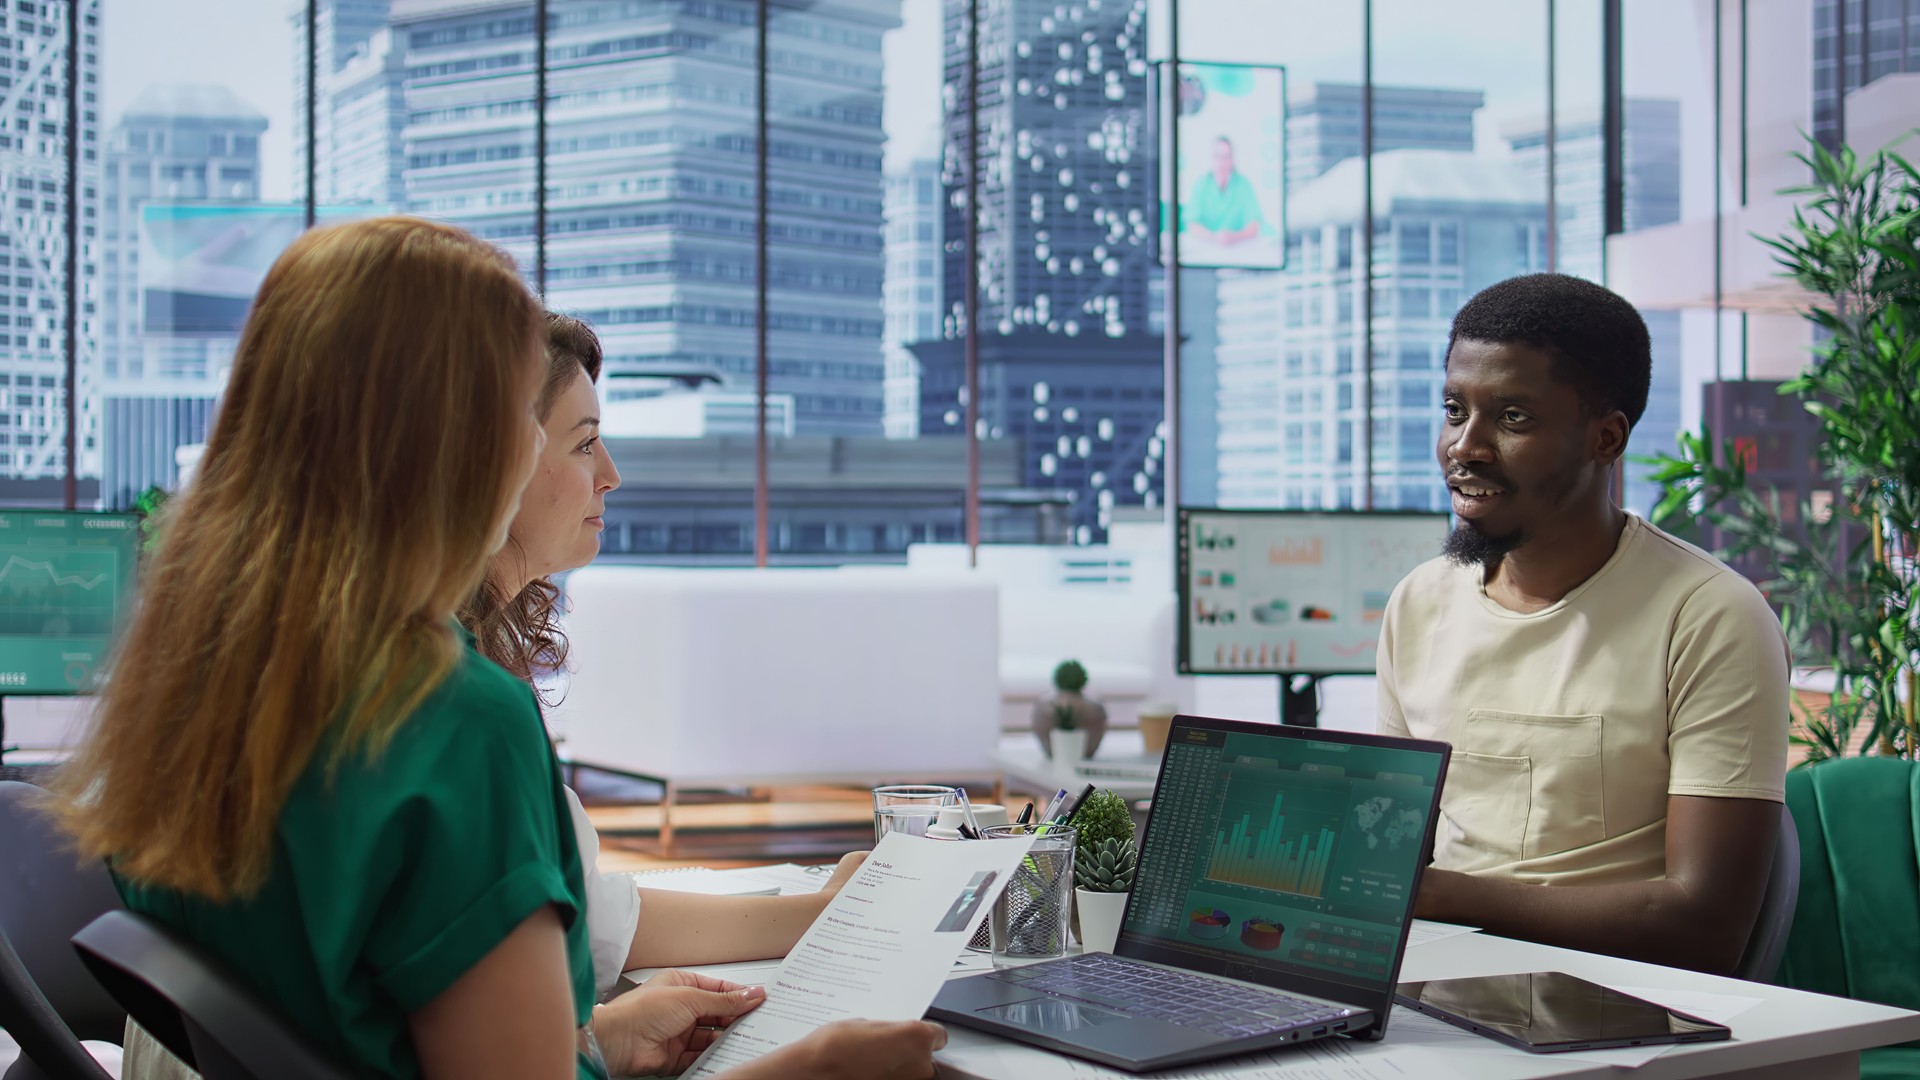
98, 0, 1715, 200
51, 0, 1779, 541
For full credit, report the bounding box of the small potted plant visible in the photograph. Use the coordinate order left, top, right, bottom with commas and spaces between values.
1032, 659, 1108, 761
1072, 789, 1137, 953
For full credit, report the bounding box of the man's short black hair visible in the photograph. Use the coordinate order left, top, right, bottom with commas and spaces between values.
1447, 273, 1652, 429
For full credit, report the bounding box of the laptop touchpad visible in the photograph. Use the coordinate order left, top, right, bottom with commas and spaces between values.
978, 997, 1129, 1033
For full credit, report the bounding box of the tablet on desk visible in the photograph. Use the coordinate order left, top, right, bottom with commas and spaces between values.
1395, 972, 1732, 1054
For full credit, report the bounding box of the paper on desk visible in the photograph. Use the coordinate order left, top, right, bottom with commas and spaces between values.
628, 862, 835, 897
713, 862, 837, 896
938, 1028, 1479, 1080
1404, 920, 1479, 949
682, 831, 1038, 1078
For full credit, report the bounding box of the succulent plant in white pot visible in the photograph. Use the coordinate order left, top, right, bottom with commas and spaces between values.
1072, 789, 1136, 953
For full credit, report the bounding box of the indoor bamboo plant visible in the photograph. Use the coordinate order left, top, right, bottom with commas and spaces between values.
1644, 138, 1920, 762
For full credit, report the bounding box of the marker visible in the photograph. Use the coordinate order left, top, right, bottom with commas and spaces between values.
1016, 801, 1036, 826
1057, 783, 1096, 824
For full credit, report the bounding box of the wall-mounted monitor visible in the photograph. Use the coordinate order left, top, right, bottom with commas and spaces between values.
0, 510, 139, 695
1177, 508, 1449, 676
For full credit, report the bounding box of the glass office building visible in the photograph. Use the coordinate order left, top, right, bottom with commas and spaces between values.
0, 0, 97, 502
96, 84, 265, 508
0, 0, 1886, 559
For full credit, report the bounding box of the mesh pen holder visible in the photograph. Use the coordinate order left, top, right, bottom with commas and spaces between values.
967, 916, 993, 951
983, 824, 1078, 959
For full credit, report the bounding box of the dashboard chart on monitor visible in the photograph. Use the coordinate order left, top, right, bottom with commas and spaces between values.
1176, 508, 1449, 675
0, 511, 138, 693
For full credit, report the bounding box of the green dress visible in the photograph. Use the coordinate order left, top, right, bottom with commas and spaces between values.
115, 628, 603, 1079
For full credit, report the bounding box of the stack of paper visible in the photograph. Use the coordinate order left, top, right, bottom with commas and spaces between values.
627, 862, 835, 897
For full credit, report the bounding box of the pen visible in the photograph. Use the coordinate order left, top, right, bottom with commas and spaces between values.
1039, 787, 1069, 823
957, 789, 983, 838
1016, 800, 1035, 826
1056, 783, 1096, 824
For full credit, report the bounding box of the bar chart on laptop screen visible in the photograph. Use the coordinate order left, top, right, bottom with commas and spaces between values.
1204, 774, 1341, 898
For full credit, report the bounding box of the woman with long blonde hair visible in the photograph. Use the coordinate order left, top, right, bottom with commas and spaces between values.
54, 217, 943, 1080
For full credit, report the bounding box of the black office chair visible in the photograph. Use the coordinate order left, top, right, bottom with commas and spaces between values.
1733, 801, 1801, 983
0, 781, 124, 1080
70, 911, 355, 1080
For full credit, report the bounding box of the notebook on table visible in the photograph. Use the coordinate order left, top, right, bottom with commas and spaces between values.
929, 714, 1450, 1073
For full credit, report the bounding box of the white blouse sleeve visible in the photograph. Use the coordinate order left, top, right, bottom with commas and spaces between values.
562, 785, 642, 996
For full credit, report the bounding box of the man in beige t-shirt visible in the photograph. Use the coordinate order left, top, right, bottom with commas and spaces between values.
1378, 274, 1788, 975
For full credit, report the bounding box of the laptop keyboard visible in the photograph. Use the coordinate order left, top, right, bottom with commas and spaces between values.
989, 954, 1354, 1039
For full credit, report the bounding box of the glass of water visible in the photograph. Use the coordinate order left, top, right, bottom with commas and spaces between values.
871, 785, 959, 841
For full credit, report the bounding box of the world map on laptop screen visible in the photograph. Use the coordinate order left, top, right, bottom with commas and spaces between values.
1125, 725, 1442, 989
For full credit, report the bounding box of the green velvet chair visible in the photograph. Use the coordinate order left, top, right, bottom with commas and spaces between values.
1778, 756, 1920, 1080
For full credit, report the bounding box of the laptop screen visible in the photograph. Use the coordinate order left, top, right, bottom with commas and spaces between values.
1123, 720, 1445, 993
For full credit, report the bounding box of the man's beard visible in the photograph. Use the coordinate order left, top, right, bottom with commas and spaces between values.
1443, 520, 1523, 568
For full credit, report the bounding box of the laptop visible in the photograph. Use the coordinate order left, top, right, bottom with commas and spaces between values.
929, 714, 1450, 1072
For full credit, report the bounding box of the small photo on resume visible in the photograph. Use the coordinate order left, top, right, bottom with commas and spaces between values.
934, 871, 998, 933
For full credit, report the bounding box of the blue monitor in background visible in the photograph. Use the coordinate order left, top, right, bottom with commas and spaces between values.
0, 510, 139, 695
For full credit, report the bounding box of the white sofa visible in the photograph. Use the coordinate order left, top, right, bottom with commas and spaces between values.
549, 566, 1002, 784
905, 526, 1195, 732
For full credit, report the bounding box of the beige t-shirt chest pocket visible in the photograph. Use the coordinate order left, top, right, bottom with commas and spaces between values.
1443, 710, 1605, 867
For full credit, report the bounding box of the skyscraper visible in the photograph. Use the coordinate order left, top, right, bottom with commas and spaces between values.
1285, 83, 1481, 192
1211, 148, 1547, 511
914, 0, 1163, 541
1812, 0, 1920, 150
293, 0, 395, 206
386, 0, 899, 436
1507, 98, 1683, 516
1204, 82, 1543, 511
882, 151, 944, 438
315, 26, 407, 207
0, 0, 99, 502
98, 84, 269, 508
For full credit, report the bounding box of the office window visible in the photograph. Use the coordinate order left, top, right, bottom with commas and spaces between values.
1397, 287, 1431, 319
1399, 221, 1430, 264
1397, 419, 1431, 463
1398, 381, 1429, 408
1437, 222, 1460, 264
1398, 344, 1430, 370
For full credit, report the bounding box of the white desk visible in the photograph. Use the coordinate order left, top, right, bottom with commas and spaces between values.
632, 925, 1920, 1080
990, 731, 1161, 806
933, 932, 1920, 1079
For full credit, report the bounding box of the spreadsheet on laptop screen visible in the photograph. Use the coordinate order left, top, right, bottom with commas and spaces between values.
1127, 725, 1442, 988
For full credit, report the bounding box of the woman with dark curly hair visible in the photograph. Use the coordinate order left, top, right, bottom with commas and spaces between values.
463, 312, 869, 997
